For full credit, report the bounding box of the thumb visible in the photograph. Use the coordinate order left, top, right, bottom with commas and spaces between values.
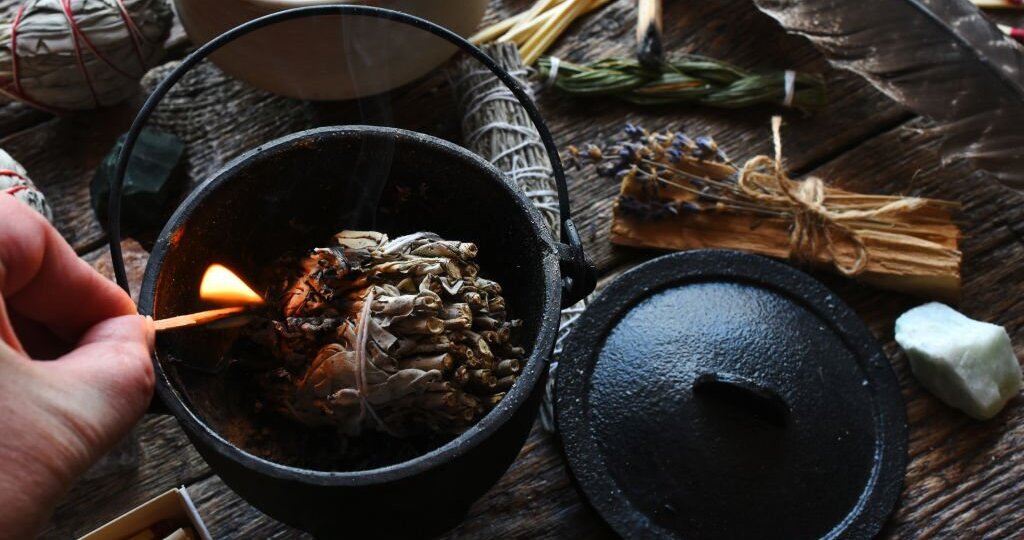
46, 314, 155, 458
0, 316, 154, 539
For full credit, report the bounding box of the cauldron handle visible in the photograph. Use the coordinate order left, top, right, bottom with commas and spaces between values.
108, 5, 596, 308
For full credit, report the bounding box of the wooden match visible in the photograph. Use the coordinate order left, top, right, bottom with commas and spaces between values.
153, 306, 249, 331
972, 0, 1024, 9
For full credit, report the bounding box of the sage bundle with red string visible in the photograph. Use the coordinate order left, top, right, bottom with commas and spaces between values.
247, 230, 524, 438
0, 0, 172, 112
0, 147, 51, 220
572, 118, 963, 300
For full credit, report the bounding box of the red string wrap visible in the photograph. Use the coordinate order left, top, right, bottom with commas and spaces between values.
113, 0, 146, 72
61, 0, 106, 108
0, 168, 29, 182
2, 5, 56, 112
63, 0, 141, 79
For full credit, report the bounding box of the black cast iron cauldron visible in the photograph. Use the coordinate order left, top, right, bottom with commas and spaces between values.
107, 6, 595, 538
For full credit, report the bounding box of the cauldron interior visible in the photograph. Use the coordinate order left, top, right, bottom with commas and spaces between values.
147, 126, 558, 472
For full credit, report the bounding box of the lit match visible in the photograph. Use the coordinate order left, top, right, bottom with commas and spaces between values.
153, 264, 264, 332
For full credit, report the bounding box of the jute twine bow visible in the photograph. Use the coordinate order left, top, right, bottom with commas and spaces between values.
737, 117, 925, 276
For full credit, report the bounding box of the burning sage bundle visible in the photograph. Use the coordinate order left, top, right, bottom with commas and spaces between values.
247, 230, 524, 438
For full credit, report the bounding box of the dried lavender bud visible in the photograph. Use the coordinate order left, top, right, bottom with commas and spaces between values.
624, 123, 645, 140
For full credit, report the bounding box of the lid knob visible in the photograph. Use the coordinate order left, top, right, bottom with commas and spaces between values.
693, 372, 789, 428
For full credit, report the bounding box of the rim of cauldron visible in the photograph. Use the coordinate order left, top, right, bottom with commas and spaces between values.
138, 125, 562, 486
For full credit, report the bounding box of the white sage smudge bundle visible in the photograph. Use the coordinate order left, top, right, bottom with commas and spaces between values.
250, 231, 524, 438
450, 42, 560, 235
0, 0, 173, 111
0, 147, 51, 220
450, 42, 587, 433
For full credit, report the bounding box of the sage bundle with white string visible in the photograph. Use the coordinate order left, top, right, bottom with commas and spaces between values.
450, 42, 561, 235
450, 42, 589, 433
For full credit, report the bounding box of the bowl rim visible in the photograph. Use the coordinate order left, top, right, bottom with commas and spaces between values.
139, 125, 562, 485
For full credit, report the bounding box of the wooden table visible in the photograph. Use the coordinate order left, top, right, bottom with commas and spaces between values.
17, 0, 1022, 538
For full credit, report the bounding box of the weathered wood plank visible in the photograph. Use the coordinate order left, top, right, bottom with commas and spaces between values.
792, 119, 1024, 540
186, 475, 311, 540
39, 1, 1024, 538
40, 415, 211, 539
1, 106, 139, 251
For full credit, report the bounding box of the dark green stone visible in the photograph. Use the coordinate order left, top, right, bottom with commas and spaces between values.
91, 128, 186, 232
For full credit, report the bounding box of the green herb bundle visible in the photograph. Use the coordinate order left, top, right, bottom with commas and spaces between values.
536, 56, 826, 110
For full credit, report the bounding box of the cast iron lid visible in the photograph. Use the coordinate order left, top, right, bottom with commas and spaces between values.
556, 250, 908, 540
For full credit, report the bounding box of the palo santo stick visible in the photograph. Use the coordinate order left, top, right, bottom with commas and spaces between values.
153, 306, 248, 331
636, 0, 664, 67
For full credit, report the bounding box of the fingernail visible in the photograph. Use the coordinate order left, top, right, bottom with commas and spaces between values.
143, 315, 156, 351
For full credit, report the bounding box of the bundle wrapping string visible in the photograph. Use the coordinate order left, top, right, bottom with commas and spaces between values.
738, 117, 925, 276
353, 289, 394, 435
782, 69, 795, 107
544, 56, 561, 88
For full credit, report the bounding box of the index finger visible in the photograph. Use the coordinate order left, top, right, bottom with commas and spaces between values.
0, 195, 137, 342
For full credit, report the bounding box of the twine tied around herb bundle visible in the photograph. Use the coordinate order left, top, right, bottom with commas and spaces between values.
738, 117, 927, 276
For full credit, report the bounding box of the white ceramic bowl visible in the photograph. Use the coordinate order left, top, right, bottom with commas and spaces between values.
172, 0, 488, 100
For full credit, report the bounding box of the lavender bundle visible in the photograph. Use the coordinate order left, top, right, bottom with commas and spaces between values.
537, 56, 826, 110
250, 231, 523, 438
571, 120, 962, 299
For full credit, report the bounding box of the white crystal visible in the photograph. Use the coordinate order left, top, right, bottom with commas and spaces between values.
895, 302, 1021, 420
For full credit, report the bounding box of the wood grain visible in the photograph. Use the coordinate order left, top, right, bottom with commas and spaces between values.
797, 118, 1024, 539
186, 475, 310, 540
27, 0, 1024, 538
40, 415, 211, 539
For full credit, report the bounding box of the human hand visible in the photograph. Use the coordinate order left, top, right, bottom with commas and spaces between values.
0, 195, 155, 539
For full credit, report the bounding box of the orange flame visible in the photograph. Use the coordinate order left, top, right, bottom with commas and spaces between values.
199, 264, 264, 306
